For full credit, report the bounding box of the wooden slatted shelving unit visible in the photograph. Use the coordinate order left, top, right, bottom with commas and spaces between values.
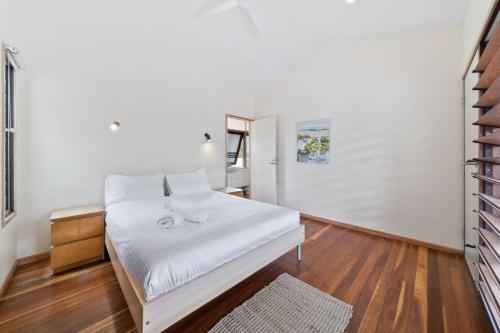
475, 173, 500, 185
474, 50, 500, 90
475, 77, 500, 108
478, 245, 500, 288
477, 262, 500, 313
474, 133, 500, 146
475, 25, 500, 73
475, 157, 500, 165
471, 11, 500, 331
475, 105, 500, 127
477, 192, 500, 211
477, 280, 500, 332
479, 210, 500, 235
475, 50, 500, 90
477, 228, 500, 263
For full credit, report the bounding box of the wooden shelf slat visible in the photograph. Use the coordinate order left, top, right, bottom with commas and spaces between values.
478, 245, 500, 289
474, 49, 500, 90
478, 210, 500, 236
475, 23, 500, 73
474, 133, 500, 146
475, 77, 500, 108
477, 281, 500, 332
476, 193, 500, 211
475, 104, 500, 127
476, 262, 500, 315
474, 173, 500, 185
477, 227, 500, 263
474, 157, 500, 165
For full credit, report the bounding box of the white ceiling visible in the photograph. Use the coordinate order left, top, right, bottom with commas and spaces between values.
14, 0, 468, 96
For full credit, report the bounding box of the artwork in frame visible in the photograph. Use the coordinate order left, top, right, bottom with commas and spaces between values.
297, 119, 330, 164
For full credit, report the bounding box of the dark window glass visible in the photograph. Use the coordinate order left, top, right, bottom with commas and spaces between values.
227, 131, 243, 165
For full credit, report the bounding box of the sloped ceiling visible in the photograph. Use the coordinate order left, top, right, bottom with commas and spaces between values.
12, 0, 468, 96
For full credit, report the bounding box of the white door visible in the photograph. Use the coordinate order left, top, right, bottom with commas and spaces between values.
250, 116, 277, 204
464, 52, 480, 280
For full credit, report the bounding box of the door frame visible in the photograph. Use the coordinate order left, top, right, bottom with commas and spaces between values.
225, 114, 253, 198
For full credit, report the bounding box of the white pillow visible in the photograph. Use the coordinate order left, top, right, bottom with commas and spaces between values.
105, 173, 165, 206
166, 168, 211, 195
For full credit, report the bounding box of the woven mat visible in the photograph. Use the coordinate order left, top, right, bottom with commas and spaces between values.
209, 273, 353, 333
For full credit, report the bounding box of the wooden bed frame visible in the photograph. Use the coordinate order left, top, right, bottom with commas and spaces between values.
105, 224, 305, 333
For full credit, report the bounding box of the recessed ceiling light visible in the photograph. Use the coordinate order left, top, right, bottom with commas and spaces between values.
346, 0, 356, 4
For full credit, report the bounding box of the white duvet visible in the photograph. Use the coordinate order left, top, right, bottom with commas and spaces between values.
105, 190, 300, 301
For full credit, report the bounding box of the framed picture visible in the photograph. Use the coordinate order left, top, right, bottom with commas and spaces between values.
297, 119, 330, 164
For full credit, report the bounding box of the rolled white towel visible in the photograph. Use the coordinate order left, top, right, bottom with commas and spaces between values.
157, 211, 185, 229
165, 197, 208, 223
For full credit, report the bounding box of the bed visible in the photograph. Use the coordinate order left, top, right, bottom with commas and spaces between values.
105, 182, 304, 333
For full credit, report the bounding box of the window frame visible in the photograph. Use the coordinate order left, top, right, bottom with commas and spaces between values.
1, 42, 16, 227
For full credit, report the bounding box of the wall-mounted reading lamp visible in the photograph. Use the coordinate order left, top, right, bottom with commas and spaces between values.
204, 133, 212, 143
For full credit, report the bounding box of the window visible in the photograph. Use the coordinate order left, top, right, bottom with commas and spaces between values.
227, 131, 244, 166
227, 130, 249, 167
2, 45, 16, 225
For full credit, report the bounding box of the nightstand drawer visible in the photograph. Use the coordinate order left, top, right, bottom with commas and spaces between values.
51, 215, 104, 246
51, 235, 104, 272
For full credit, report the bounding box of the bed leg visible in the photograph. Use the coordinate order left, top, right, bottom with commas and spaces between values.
296, 245, 302, 261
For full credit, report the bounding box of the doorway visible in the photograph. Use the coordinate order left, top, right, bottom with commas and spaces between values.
225, 115, 251, 198
225, 114, 278, 204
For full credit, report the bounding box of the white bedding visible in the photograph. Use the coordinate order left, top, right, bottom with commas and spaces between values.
105, 190, 300, 301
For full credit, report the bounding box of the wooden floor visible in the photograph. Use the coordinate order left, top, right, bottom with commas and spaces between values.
0, 218, 491, 333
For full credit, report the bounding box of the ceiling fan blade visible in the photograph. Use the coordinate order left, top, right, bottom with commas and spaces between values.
241, 4, 266, 35
199, 0, 239, 18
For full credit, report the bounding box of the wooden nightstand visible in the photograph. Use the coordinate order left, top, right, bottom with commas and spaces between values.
215, 187, 244, 198
50, 205, 105, 275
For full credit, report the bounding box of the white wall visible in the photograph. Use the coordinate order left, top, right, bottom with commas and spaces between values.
463, 0, 496, 68
12, 20, 254, 257
0, 0, 18, 287
256, 26, 464, 250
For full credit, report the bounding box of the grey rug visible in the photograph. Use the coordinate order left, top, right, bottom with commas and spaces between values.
209, 273, 353, 333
